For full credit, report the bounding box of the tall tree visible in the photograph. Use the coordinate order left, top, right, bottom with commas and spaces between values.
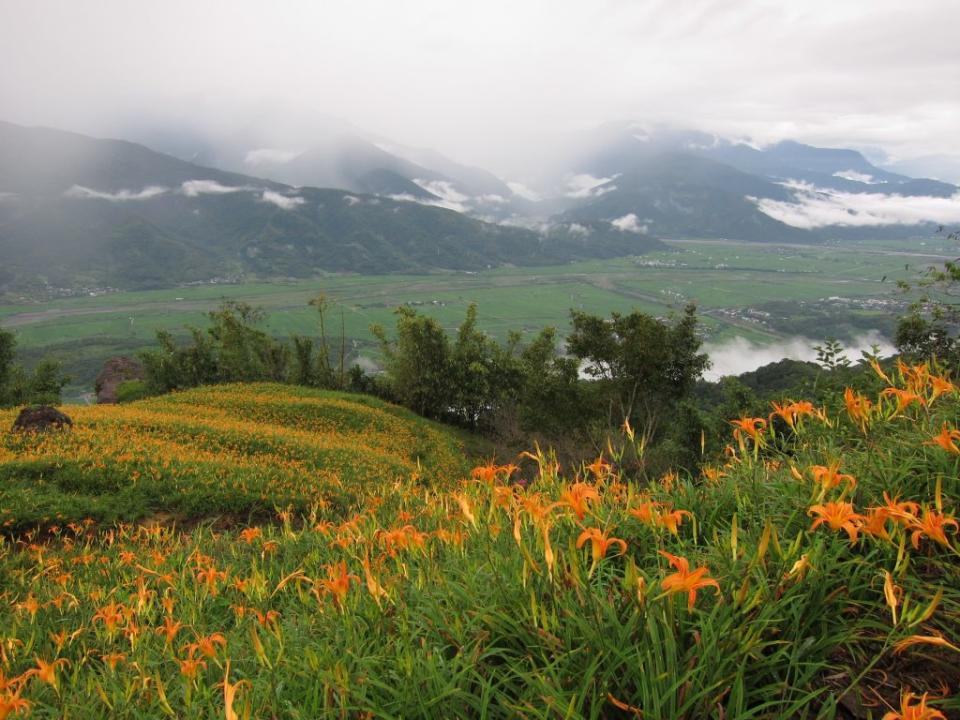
371, 307, 453, 419
567, 303, 709, 440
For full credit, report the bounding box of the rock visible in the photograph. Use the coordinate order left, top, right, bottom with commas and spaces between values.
95, 356, 145, 404
12, 405, 73, 433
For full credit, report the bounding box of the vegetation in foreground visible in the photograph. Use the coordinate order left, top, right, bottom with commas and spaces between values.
0, 362, 957, 717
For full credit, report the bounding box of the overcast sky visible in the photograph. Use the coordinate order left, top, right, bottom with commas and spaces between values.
1, 0, 958, 176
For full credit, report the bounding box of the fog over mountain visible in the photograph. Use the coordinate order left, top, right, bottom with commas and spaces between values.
1, 0, 958, 180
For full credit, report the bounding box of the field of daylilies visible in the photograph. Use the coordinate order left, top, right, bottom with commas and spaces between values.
0, 384, 471, 533
0, 364, 958, 718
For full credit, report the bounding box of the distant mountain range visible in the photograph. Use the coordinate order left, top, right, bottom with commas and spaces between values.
0, 121, 661, 292
0, 118, 956, 293
552, 124, 957, 242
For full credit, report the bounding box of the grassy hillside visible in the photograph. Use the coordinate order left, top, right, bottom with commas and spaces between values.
0, 383, 473, 532
0, 366, 958, 717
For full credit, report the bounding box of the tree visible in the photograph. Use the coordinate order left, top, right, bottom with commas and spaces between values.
895, 227, 960, 363
140, 301, 286, 393
372, 307, 453, 419
0, 329, 69, 407
567, 304, 709, 440
208, 301, 286, 382
294, 293, 347, 389
449, 304, 523, 430
516, 327, 583, 437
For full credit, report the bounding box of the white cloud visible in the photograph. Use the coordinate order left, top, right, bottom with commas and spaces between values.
343, 195, 361, 205
412, 179, 470, 212
832, 169, 880, 184
565, 173, 618, 199
244, 148, 300, 166
610, 213, 648, 234
703, 331, 894, 380
260, 190, 304, 209
4, 1, 960, 178
749, 181, 960, 228
64, 185, 167, 201
507, 181, 541, 202
567, 223, 590, 237
179, 179, 251, 196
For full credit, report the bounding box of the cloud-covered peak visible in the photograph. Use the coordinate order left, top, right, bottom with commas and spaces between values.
64, 185, 168, 201
260, 190, 304, 210
749, 181, 960, 228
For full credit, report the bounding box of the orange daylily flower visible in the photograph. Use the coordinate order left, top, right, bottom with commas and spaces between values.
861, 508, 892, 541
555, 482, 600, 521
178, 657, 207, 679
702, 466, 727, 483
808, 501, 863, 543
491, 485, 515, 509
0, 692, 30, 719
91, 601, 127, 633
909, 509, 958, 549
186, 632, 227, 659
658, 551, 720, 609
882, 691, 947, 720
14, 594, 40, 619
769, 400, 820, 431
196, 566, 227, 595
470, 463, 499, 485
378, 525, 428, 557
928, 374, 956, 402
628, 498, 663, 526
810, 462, 856, 490
926, 424, 960, 454
575, 528, 627, 565
655, 508, 693, 535
239, 527, 262, 544
29, 657, 69, 690
317, 561, 358, 606
100, 652, 126, 671
843, 387, 873, 432
731, 416, 767, 446
893, 633, 960, 655
880, 492, 921, 523
585, 455, 613, 481
659, 470, 678, 491
881, 387, 926, 413
254, 609, 280, 627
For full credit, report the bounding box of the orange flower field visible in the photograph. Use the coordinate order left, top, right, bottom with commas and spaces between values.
0, 366, 957, 717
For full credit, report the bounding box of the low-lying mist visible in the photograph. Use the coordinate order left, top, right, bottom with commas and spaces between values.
703, 331, 895, 381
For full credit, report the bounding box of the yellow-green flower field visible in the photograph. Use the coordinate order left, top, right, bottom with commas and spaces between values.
0, 367, 958, 718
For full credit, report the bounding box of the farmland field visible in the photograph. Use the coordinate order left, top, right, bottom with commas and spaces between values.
1, 238, 952, 398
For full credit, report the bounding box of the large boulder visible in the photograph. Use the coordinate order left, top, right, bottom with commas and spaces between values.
12, 405, 72, 433
95, 357, 145, 404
